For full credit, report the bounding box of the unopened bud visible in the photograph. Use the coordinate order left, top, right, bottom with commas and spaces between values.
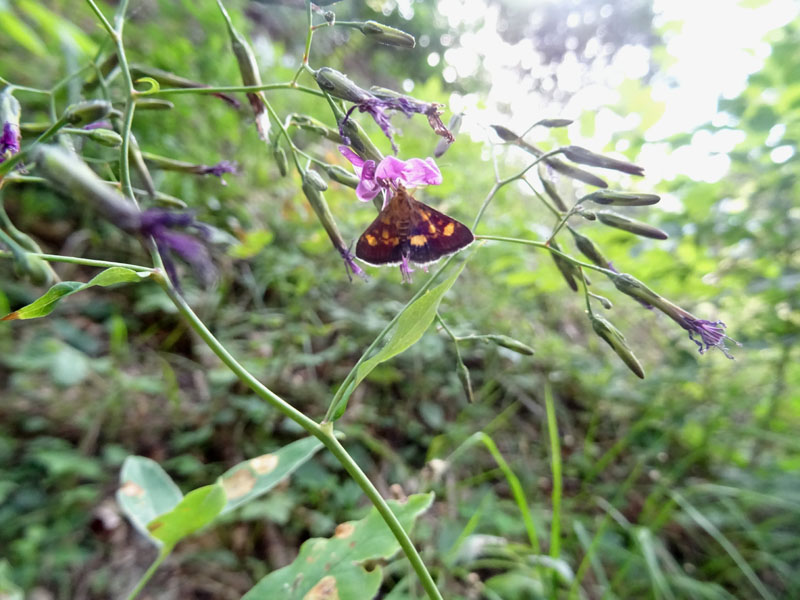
568, 227, 610, 270
491, 124, 519, 142
610, 272, 662, 306
457, 360, 474, 403
590, 314, 645, 379
315, 67, 371, 104
86, 128, 123, 147
301, 179, 349, 254
483, 335, 535, 356
135, 98, 175, 111
1, 89, 22, 161
549, 239, 579, 292
582, 190, 659, 206
63, 100, 112, 127
539, 171, 568, 212
574, 206, 596, 220
535, 118, 573, 128
359, 21, 415, 48
273, 146, 288, 177
434, 112, 461, 158
323, 164, 359, 188
596, 210, 668, 240
303, 169, 328, 192
562, 145, 644, 176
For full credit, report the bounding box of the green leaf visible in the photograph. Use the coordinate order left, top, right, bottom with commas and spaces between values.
17, 0, 98, 57
1, 267, 148, 321
243, 493, 434, 600
355, 262, 466, 388
146, 483, 227, 548
116, 456, 183, 545
218, 436, 323, 514
0, 9, 47, 57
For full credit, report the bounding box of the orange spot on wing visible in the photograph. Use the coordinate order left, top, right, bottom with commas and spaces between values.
365, 234, 378, 246
428, 223, 436, 234
410, 235, 428, 247
443, 222, 455, 236
381, 230, 390, 239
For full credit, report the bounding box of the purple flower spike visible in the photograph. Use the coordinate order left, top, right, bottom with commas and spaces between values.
339, 146, 442, 206
139, 209, 215, 288
680, 317, 739, 359
0, 122, 20, 162
400, 252, 414, 283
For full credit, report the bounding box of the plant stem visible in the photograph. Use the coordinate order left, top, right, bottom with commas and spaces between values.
153, 82, 324, 98
319, 422, 444, 600
0, 251, 153, 272
125, 546, 171, 600
158, 277, 443, 600
475, 235, 615, 275
545, 384, 562, 598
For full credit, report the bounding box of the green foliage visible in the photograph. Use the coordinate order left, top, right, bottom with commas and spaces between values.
243, 493, 434, 600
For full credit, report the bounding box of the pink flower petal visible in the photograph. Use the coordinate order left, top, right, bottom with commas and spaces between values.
339, 145, 365, 168
375, 155, 442, 189
356, 160, 381, 202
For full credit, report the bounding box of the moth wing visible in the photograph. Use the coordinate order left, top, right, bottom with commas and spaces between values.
406, 200, 474, 265
355, 215, 404, 266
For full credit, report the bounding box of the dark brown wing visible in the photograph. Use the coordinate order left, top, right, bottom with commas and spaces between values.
355, 212, 405, 266
405, 198, 474, 265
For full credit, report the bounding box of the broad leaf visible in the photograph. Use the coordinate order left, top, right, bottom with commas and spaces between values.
117, 456, 183, 545
243, 493, 434, 600
355, 262, 466, 388
218, 436, 323, 513
147, 483, 227, 549
1, 267, 148, 321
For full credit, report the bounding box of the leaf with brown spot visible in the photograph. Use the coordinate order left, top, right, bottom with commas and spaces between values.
243, 493, 434, 600
303, 576, 339, 600
250, 453, 279, 474
221, 467, 257, 499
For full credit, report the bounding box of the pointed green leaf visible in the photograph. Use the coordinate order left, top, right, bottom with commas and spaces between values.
0, 9, 47, 57
218, 436, 323, 514
355, 262, 466, 389
243, 493, 434, 600
117, 456, 183, 545
1, 267, 148, 321
147, 484, 227, 548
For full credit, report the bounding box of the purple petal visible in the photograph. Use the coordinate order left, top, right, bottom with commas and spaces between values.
681, 317, 738, 359
356, 159, 381, 202
339, 145, 365, 169
400, 252, 414, 283
376, 156, 442, 188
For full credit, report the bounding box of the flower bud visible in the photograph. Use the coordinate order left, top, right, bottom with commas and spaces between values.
289, 114, 343, 142
562, 145, 644, 176
63, 100, 112, 127
568, 227, 610, 270
590, 315, 645, 379
491, 124, 519, 142
339, 117, 383, 163
535, 118, 573, 128
539, 170, 568, 211
273, 146, 288, 177
359, 21, 416, 48
549, 239, 579, 292
596, 210, 668, 240
574, 206, 596, 220
33, 145, 140, 231
582, 190, 659, 206
86, 128, 123, 147
323, 164, 359, 188
457, 360, 474, 403
609, 272, 663, 306
218, 0, 270, 139
134, 98, 175, 111
303, 169, 328, 192
482, 334, 535, 356
315, 67, 371, 104
0, 89, 22, 162
434, 112, 461, 158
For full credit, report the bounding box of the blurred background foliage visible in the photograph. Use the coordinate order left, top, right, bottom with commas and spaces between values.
0, 0, 798, 598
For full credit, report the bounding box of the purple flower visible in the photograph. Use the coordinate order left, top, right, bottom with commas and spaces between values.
82, 121, 113, 131
679, 317, 738, 359
139, 209, 214, 288
337, 245, 368, 282
339, 146, 442, 206
196, 160, 238, 186
400, 254, 414, 283
344, 95, 454, 155
0, 122, 20, 162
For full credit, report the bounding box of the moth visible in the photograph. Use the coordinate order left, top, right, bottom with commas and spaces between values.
355, 184, 474, 274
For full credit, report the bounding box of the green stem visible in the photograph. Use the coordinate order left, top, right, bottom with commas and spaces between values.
159, 277, 442, 600
545, 384, 562, 598
153, 82, 324, 98
319, 423, 444, 600
475, 235, 615, 275
0, 251, 154, 272
125, 546, 171, 600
